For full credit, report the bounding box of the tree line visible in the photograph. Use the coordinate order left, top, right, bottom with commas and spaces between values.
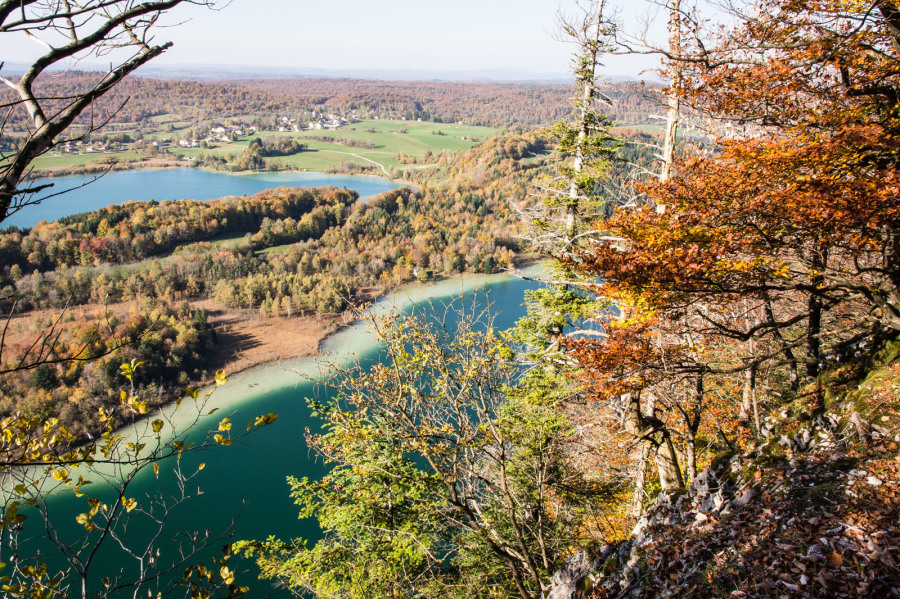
1, 72, 663, 140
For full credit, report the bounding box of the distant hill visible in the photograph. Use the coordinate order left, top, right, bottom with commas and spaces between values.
140, 63, 575, 84
2, 72, 662, 133
2, 61, 656, 85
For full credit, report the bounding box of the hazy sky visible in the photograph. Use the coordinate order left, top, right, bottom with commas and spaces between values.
3, 0, 665, 78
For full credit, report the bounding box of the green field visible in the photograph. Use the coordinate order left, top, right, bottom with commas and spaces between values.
255, 243, 294, 255
254, 119, 495, 174
31, 119, 498, 177
30, 151, 144, 170
161, 231, 250, 259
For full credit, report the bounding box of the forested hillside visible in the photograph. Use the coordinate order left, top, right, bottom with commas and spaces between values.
1, 73, 658, 139
0, 131, 548, 444
3, 0, 898, 597
238, 78, 657, 127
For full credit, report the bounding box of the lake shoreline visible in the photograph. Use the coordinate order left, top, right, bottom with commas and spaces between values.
9, 168, 403, 228
93, 262, 544, 443
31, 156, 397, 183
201, 258, 544, 385
32, 156, 188, 179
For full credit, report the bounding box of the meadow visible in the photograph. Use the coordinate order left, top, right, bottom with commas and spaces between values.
32, 119, 498, 177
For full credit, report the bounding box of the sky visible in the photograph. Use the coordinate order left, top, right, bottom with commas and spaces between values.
2, 0, 666, 80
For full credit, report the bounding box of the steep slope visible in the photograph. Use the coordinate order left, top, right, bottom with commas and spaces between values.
554, 343, 900, 599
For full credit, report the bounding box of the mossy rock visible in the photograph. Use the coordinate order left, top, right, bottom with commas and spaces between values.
866, 335, 900, 371
601, 556, 617, 576
709, 450, 735, 473
741, 462, 760, 483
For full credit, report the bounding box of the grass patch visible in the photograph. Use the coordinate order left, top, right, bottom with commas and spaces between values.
255, 243, 295, 255
30, 151, 144, 170
162, 231, 250, 258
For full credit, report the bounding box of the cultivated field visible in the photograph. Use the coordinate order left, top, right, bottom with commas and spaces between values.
32, 119, 497, 176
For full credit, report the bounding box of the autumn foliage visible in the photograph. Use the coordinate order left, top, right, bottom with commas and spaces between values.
561, 0, 900, 502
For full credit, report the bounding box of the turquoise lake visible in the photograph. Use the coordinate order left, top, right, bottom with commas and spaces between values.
7, 169, 401, 229
3, 166, 540, 596
19, 267, 542, 597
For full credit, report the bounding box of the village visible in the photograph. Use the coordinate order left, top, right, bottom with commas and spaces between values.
50, 112, 355, 157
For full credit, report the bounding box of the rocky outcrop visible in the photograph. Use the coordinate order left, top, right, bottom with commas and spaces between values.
545, 408, 900, 599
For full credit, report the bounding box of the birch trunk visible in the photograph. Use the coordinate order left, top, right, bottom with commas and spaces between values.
659, 0, 682, 185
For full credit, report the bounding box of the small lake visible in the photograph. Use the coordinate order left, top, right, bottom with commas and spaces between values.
8, 169, 402, 229
20, 267, 544, 597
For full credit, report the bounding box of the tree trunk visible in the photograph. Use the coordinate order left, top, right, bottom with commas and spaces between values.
660, 0, 682, 185
877, 0, 900, 56
656, 434, 685, 490
806, 247, 826, 379
630, 393, 655, 518
684, 375, 702, 481
565, 0, 606, 244
878, 224, 900, 332
631, 444, 650, 518
684, 430, 696, 482
741, 361, 758, 437
622, 392, 684, 490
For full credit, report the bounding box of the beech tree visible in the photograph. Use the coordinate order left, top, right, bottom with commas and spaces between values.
557, 0, 900, 514
578, 0, 900, 365
0, 0, 219, 225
